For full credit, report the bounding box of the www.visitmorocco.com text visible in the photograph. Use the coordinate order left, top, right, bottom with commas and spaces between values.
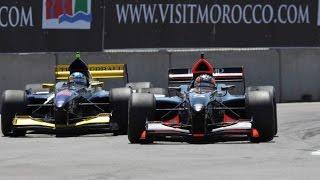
115, 3, 310, 25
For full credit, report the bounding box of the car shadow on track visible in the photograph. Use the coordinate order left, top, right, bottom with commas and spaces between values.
131, 135, 278, 145
132, 140, 276, 145
1, 133, 117, 138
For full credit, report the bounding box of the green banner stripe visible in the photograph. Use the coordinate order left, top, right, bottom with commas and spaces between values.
75, 0, 88, 13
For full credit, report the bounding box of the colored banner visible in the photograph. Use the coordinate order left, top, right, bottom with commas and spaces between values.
0, 0, 102, 52
42, 0, 92, 29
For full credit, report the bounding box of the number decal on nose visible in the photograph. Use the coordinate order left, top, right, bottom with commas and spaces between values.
57, 90, 72, 96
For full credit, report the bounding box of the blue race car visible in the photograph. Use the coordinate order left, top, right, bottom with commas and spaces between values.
1, 53, 130, 137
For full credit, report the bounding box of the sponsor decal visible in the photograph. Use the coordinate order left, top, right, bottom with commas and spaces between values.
42, 0, 92, 29
57, 90, 72, 96
115, 3, 310, 25
56, 64, 124, 72
0, 6, 34, 28
215, 69, 225, 74
88, 64, 124, 71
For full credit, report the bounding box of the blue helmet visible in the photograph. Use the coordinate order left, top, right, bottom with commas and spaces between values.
69, 72, 87, 86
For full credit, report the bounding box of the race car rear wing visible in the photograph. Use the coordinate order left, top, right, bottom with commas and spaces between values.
55, 64, 128, 81
168, 67, 244, 88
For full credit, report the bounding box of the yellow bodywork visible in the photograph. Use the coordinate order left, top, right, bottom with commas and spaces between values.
13, 113, 110, 129
55, 64, 125, 80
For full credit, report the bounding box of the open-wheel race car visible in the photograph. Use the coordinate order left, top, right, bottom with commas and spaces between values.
127, 54, 278, 143
1, 53, 130, 137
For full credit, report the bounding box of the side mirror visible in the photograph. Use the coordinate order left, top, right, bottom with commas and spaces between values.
168, 87, 181, 91
168, 86, 181, 96
221, 85, 235, 91
42, 83, 55, 91
42, 83, 55, 92
91, 81, 104, 88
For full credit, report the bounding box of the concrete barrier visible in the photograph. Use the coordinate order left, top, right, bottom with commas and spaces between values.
279, 49, 320, 102
0, 49, 319, 111
0, 53, 56, 99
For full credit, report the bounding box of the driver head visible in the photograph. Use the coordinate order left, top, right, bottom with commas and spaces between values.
69, 72, 87, 86
194, 74, 216, 88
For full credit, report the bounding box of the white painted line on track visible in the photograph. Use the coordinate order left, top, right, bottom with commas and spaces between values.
311, 150, 320, 156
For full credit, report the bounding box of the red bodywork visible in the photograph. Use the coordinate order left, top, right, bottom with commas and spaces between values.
191, 58, 214, 76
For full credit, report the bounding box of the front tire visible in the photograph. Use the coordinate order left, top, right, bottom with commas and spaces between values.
128, 93, 155, 144
109, 88, 132, 135
1, 90, 27, 137
246, 86, 278, 135
246, 90, 275, 142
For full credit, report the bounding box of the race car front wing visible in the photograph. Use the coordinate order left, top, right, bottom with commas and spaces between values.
143, 120, 256, 141
12, 113, 111, 133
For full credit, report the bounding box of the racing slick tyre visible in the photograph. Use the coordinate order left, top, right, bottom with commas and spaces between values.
1, 90, 27, 137
246, 90, 275, 143
246, 86, 278, 136
126, 82, 152, 90
128, 93, 155, 144
25, 84, 47, 94
109, 88, 132, 135
137, 88, 168, 96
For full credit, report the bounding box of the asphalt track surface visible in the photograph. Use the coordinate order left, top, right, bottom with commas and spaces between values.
0, 103, 319, 180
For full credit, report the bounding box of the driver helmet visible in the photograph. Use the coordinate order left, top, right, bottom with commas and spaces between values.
194, 74, 216, 88
69, 72, 87, 86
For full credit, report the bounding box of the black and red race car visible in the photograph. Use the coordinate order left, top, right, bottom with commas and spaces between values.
127, 54, 277, 143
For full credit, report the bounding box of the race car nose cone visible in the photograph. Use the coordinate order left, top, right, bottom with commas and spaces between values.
193, 104, 204, 112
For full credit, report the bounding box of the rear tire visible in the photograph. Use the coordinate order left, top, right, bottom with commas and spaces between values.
126, 82, 152, 90
246, 90, 275, 142
128, 93, 155, 144
1, 90, 27, 137
246, 86, 278, 135
109, 88, 132, 135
